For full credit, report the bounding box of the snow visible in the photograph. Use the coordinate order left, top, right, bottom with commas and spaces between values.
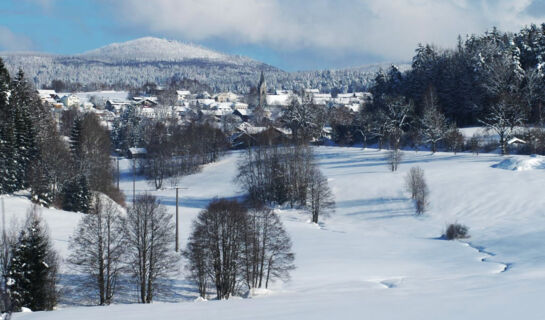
58, 91, 130, 105
79, 37, 253, 65
6, 147, 545, 319
492, 154, 545, 171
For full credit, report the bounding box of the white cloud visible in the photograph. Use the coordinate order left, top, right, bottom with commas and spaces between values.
110, 0, 545, 61
0, 26, 34, 51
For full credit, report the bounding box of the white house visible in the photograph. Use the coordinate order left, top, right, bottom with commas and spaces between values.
60, 94, 80, 108
214, 92, 238, 103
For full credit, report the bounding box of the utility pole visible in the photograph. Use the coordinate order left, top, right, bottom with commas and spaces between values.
174, 187, 188, 252
132, 159, 136, 203
175, 187, 179, 252
116, 158, 120, 190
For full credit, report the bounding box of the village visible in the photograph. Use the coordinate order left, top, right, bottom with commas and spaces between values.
36, 72, 373, 153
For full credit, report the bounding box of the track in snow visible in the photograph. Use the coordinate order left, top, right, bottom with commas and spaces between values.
464, 242, 512, 273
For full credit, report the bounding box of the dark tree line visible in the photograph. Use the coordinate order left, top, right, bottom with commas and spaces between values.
324, 25, 545, 156
0, 58, 123, 210
370, 25, 545, 131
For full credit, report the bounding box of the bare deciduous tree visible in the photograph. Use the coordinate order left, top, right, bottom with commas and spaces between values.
67, 194, 126, 305
123, 194, 179, 303
307, 168, 335, 224
386, 149, 403, 172
480, 96, 526, 155
185, 199, 247, 300
420, 88, 448, 153
405, 166, 429, 215
242, 207, 295, 290
184, 201, 295, 300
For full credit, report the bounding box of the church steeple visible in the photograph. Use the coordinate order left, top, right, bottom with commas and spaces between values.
258, 71, 267, 108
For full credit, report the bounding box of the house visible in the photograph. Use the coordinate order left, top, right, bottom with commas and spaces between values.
266, 93, 293, 107
127, 147, 147, 159
36, 90, 58, 104
312, 93, 332, 105
214, 92, 238, 103
106, 99, 131, 114
197, 91, 212, 99
275, 89, 293, 95
60, 94, 80, 108
507, 137, 526, 145
303, 88, 319, 102
132, 98, 158, 107
176, 90, 191, 101
139, 107, 156, 118
231, 124, 292, 148
233, 108, 252, 122
211, 102, 234, 116
233, 102, 249, 110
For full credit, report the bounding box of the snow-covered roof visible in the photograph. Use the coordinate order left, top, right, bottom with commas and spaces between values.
234, 109, 252, 116
128, 147, 147, 155
266, 94, 292, 106
508, 137, 526, 145
37, 89, 57, 98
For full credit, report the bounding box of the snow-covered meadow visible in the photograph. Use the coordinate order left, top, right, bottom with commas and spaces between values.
5, 146, 545, 319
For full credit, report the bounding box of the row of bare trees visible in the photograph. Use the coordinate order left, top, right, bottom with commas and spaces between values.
138, 120, 229, 189
237, 144, 334, 223
68, 193, 179, 305
184, 199, 294, 299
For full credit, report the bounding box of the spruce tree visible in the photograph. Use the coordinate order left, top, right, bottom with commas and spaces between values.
10, 69, 38, 190
0, 58, 14, 194
29, 159, 53, 207
69, 117, 83, 161
7, 210, 58, 311
61, 174, 90, 213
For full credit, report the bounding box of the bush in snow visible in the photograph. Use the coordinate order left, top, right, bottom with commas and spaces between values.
444, 223, 469, 240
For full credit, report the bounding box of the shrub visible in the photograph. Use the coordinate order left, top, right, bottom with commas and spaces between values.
444, 223, 469, 240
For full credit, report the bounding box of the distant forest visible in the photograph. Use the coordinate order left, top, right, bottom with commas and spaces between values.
371, 24, 545, 126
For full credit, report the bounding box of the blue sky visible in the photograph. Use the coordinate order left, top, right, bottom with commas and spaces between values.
2, 0, 545, 71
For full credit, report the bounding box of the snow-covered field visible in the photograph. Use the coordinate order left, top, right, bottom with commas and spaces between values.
5, 147, 545, 319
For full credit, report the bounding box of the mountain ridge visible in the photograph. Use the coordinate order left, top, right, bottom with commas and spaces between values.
0, 37, 399, 93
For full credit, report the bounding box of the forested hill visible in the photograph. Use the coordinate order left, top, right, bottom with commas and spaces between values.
0, 37, 385, 93
370, 24, 545, 126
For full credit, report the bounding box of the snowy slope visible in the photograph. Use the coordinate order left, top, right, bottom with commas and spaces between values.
79, 37, 254, 65
6, 147, 545, 319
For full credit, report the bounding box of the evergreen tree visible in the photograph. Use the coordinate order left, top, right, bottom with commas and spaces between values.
61, 174, 90, 213
7, 209, 58, 311
0, 58, 16, 194
28, 159, 53, 207
9, 69, 38, 189
69, 117, 83, 161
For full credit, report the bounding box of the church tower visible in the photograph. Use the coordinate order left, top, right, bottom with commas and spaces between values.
258, 71, 267, 108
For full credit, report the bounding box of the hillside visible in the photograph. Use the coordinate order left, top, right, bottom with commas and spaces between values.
79, 37, 253, 65
5, 147, 545, 319
0, 37, 383, 93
